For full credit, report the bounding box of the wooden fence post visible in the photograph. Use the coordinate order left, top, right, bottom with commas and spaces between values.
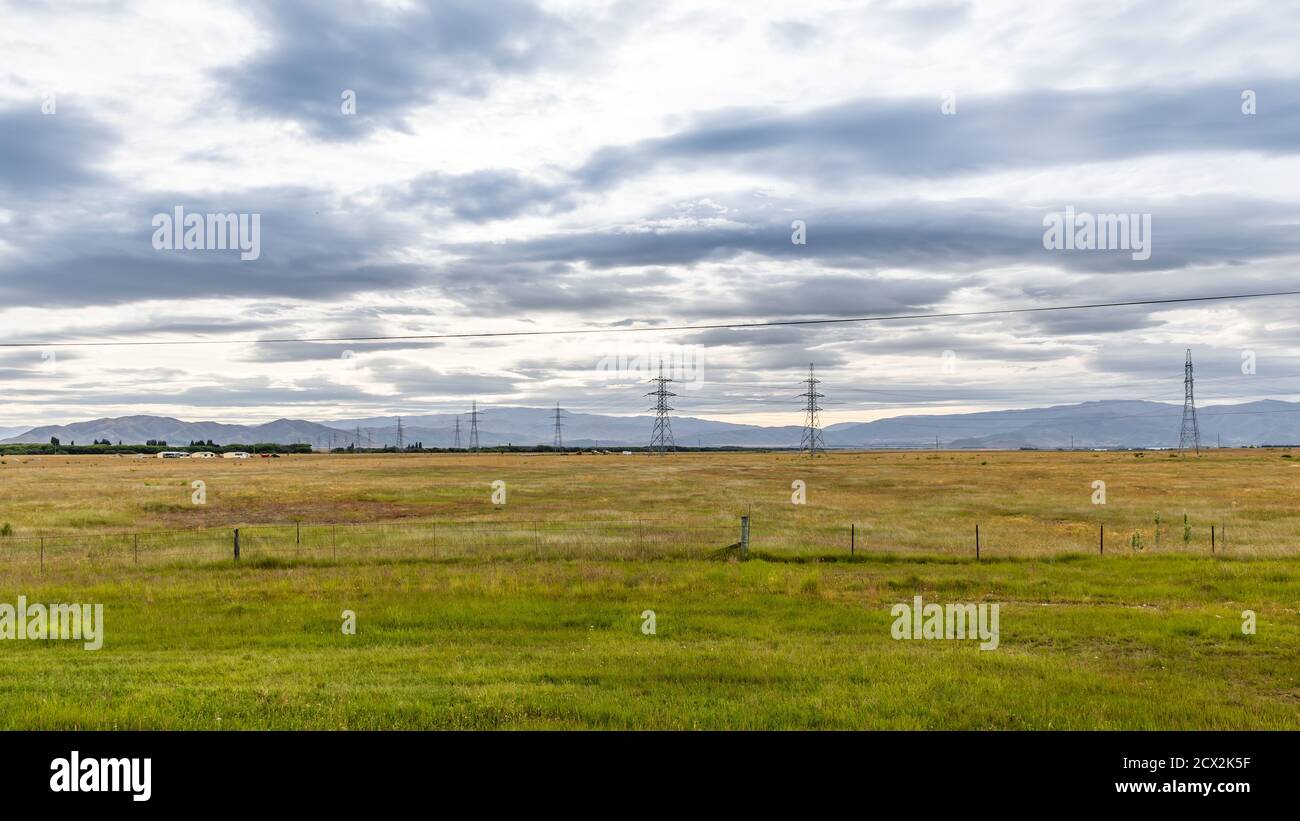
975, 524, 980, 561
1100, 524, 1104, 556
233, 528, 240, 562
1211, 525, 1215, 555
739, 515, 750, 559
851, 523, 855, 556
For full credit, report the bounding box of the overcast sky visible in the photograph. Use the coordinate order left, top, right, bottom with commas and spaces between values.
2, 0, 1299, 428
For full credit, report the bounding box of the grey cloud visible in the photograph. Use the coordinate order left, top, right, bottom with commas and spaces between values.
0, 187, 429, 306
767, 20, 819, 49
443, 196, 1300, 288
0, 104, 115, 196
362, 357, 519, 396
391, 169, 576, 222
573, 81, 1300, 187
868, 0, 973, 44
242, 339, 441, 363
215, 0, 584, 140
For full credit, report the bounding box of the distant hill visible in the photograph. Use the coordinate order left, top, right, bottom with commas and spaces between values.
1, 415, 342, 447
322, 408, 803, 448
4, 400, 1299, 448
824, 399, 1300, 449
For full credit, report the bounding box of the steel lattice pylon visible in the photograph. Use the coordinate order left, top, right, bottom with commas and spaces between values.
468, 400, 481, 452
1178, 348, 1201, 454
645, 361, 676, 454
798, 363, 826, 457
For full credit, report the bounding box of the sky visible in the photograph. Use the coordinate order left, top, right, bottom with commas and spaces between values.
2, 0, 1300, 428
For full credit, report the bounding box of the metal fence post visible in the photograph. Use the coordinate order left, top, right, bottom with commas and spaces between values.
233, 528, 240, 562
851, 523, 855, 556
739, 515, 750, 559
975, 524, 980, 561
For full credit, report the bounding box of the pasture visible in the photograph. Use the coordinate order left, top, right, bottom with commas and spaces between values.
0, 450, 1297, 728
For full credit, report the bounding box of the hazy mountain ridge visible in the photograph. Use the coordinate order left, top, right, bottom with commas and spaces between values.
4, 400, 1300, 448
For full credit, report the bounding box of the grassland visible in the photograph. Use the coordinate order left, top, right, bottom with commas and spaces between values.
0, 450, 1297, 729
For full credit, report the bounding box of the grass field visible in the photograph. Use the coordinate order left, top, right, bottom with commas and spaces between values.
1, 451, 1297, 729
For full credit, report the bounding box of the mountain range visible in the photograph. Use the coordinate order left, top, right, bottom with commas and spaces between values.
3, 400, 1299, 449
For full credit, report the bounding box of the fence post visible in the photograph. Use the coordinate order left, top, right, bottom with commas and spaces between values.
739, 515, 750, 559
233, 528, 240, 562
1211, 525, 1215, 555
1099, 524, 1104, 556
851, 523, 855, 557
296, 521, 301, 545
975, 524, 980, 561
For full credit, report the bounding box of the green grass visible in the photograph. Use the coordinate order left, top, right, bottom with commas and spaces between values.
1, 553, 1296, 729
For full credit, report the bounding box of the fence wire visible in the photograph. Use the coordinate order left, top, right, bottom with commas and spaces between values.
1, 518, 739, 569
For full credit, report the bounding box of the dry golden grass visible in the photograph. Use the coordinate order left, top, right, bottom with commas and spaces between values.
0, 449, 1296, 558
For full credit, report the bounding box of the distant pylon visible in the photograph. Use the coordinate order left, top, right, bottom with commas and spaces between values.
396, 416, 404, 450
453, 417, 461, 449
645, 361, 676, 454
468, 401, 481, 452
798, 363, 826, 457
552, 402, 564, 451
1179, 348, 1201, 454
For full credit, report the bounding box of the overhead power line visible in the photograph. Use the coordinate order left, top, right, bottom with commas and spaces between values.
3, 289, 1300, 349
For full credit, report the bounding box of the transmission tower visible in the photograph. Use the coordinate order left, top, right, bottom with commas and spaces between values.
552, 402, 564, 451
396, 416, 404, 450
798, 363, 826, 457
645, 361, 676, 454
453, 417, 461, 450
1179, 348, 1201, 454
468, 401, 481, 452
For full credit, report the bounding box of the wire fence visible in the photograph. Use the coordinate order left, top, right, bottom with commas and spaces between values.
0, 513, 1269, 572
0, 518, 740, 570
